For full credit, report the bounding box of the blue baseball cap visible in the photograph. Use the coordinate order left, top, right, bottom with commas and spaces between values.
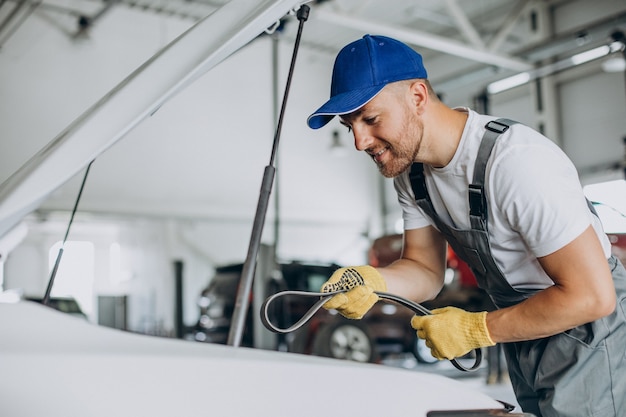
307, 34, 427, 129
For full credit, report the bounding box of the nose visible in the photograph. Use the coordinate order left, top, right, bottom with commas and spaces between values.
352, 125, 374, 152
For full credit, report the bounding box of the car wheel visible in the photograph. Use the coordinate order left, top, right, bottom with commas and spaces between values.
312, 321, 377, 363
412, 336, 438, 364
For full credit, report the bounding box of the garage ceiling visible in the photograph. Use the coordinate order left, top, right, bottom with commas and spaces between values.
3, 0, 625, 91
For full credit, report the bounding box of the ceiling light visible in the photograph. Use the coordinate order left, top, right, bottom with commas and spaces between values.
487, 39, 622, 94
570, 45, 611, 65
486, 72, 531, 94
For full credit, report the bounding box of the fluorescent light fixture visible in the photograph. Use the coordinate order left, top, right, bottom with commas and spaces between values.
570, 45, 610, 65
487, 41, 621, 95
486, 72, 531, 94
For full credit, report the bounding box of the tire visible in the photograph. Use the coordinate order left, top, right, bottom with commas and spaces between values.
412, 336, 438, 364
312, 321, 377, 363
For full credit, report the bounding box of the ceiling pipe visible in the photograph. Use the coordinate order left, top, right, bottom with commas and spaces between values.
314, 8, 533, 72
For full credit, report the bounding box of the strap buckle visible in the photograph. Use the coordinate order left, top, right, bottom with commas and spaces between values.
468, 184, 484, 217
485, 120, 510, 134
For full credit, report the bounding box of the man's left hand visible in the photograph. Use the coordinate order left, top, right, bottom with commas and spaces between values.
410, 306, 495, 360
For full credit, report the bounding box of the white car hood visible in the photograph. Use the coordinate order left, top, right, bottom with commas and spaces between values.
0, 301, 505, 416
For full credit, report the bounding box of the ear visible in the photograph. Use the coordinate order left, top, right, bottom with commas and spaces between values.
408, 80, 429, 113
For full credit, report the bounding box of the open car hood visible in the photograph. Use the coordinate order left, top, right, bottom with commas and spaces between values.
0, 301, 510, 416
0, 0, 304, 239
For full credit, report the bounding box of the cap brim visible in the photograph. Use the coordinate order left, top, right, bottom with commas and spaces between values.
307, 86, 384, 129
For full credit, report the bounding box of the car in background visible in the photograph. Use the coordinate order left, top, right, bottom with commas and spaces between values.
190, 260, 424, 364
189, 240, 495, 365
25, 296, 88, 320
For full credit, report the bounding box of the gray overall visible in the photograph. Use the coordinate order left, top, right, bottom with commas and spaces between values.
409, 119, 626, 417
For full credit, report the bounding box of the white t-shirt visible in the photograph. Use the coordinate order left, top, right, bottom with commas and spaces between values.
394, 108, 611, 290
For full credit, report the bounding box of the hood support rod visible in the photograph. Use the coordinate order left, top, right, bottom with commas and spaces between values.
227, 4, 310, 347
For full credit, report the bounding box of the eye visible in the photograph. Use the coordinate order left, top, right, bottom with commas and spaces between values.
364, 116, 377, 125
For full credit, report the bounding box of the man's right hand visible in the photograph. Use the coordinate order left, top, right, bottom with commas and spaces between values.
321, 266, 387, 319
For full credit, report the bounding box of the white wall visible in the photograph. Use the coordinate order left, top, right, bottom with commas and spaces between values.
560, 69, 626, 172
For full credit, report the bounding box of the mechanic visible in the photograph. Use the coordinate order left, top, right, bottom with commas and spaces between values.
306, 34, 626, 417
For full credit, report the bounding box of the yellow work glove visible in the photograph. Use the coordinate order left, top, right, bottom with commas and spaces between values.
320, 265, 387, 319
410, 306, 495, 360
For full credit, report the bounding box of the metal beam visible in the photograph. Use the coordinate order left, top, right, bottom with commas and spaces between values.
314, 8, 533, 72
444, 0, 484, 49
488, 0, 534, 52
0, 0, 41, 47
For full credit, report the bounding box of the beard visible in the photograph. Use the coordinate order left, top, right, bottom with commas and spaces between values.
377, 147, 416, 178
376, 113, 422, 178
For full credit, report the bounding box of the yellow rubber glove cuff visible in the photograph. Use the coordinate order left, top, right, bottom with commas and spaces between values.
410, 306, 495, 360
320, 266, 387, 319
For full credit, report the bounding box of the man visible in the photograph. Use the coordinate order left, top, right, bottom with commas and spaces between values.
306, 34, 626, 417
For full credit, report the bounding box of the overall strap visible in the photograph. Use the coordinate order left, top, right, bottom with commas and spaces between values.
469, 118, 518, 230
409, 162, 452, 236
409, 118, 519, 231
409, 162, 428, 201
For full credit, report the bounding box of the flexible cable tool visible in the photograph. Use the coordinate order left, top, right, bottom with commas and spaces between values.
261, 289, 483, 372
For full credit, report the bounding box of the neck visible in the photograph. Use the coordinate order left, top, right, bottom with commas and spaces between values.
421, 103, 467, 168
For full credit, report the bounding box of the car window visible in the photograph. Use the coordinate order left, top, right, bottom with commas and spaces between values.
306, 273, 327, 292
209, 272, 240, 295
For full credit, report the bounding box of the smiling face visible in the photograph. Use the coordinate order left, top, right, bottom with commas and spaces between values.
339, 81, 425, 178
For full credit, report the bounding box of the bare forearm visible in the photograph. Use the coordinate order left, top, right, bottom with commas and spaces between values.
373, 226, 448, 302
487, 285, 614, 343
378, 257, 445, 302
488, 226, 616, 343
